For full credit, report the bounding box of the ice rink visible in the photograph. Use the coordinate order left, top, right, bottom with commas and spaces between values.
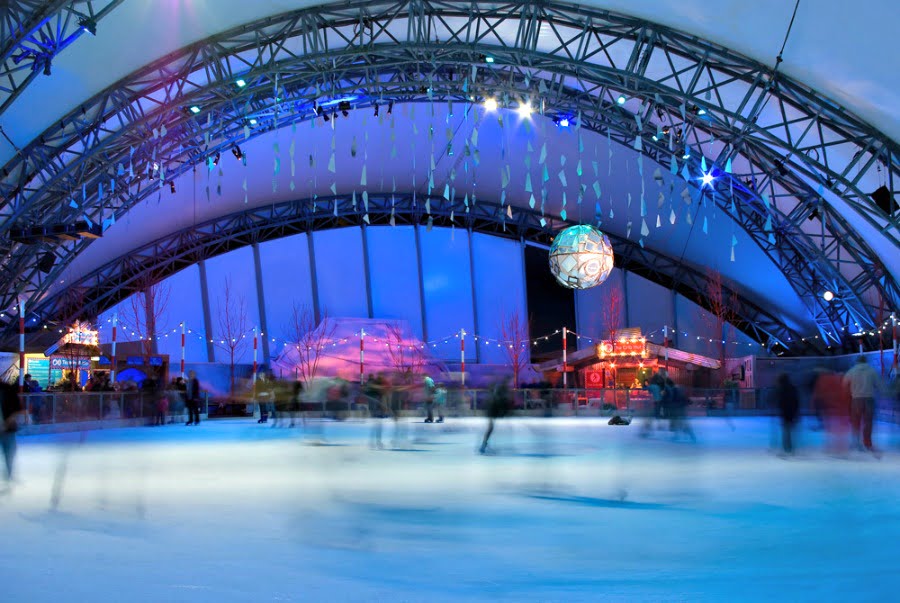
1, 416, 898, 602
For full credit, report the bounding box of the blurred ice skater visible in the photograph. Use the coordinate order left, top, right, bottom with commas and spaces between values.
1, 377, 24, 486
774, 373, 799, 455
480, 378, 511, 454
843, 357, 880, 455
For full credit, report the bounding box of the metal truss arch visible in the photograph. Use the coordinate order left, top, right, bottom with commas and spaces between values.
0, 0, 125, 116
0, 0, 897, 349
25, 194, 805, 355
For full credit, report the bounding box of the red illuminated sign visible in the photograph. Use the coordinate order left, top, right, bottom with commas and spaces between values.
597, 338, 647, 358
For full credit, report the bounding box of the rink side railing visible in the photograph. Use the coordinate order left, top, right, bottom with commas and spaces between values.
19, 386, 899, 431
19, 391, 210, 430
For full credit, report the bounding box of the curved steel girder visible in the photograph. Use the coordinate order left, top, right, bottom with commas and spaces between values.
21, 195, 805, 354
0, 59, 885, 352
0, 0, 125, 115
0, 0, 895, 347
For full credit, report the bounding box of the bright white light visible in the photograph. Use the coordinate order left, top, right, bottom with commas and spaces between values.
517, 102, 533, 118
697, 108, 707, 115
701, 172, 715, 186
189, 106, 200, 114
558, 118, 569, 127
823, 290, 834, 302
249, 118, 258, 125
235, 79, 246, 88
616, 95, 626, 105
483, 98, 498, 111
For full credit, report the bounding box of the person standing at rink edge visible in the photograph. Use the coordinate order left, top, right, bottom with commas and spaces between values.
774, 373, 800, 455
185, 370, 202, 426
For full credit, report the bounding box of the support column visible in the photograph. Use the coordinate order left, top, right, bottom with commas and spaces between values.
671, 292, 680, 349
622, 269, 631, 328
198, 260, 215, 362
360, 226, 374, 318
307, 232, 321, 325
467, 229, 480, 364
521, 239, 530, 360
414, 224, 429, 343
252, 243, 271, 364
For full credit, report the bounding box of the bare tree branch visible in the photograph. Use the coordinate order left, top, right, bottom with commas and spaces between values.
498, 307, 530, 387
213, 277, 248, 396
284, 303, 335, 387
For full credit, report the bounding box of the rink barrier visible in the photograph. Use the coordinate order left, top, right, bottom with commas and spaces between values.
17, 387, 898, 435
19, 391, 210, 435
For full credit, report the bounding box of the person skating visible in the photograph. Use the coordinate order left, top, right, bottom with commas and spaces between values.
423, 375, 436, 423
480, 378, 511, 454
843, 356, 880, 454
0, 377, 23, 486
774, 373, 799, 455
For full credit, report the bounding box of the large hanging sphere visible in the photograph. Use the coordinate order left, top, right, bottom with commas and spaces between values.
548, 225, 615, 289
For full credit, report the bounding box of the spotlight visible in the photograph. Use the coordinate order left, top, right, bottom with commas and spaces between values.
387, 100, 393, 115
168, 181, 176, 194
483, 98, 498, 111
373, 102, 379, 117
616, 94, 626, 105
697, 108, 707, 116
212, 152, 220, 166
249, 117, 258, 125
338, 100, 351, 117
517, 102, 533, 118
701, 172, 715, 186
42, 57, 51, 76
823, 290, 834, 302
652, 135, 658, 141
189, 105, 201, 114
235, 78, 246, 88
682, 146, 691, 159
322, 110, 330, 122
231, 146, 243, 160
559, 118, 569, 127
78, 17, 97, 36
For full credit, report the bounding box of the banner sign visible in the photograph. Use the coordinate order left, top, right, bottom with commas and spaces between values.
50, 357, 91, 370
597, 338, 647, 358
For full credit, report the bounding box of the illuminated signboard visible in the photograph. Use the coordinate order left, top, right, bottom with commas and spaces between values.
597, 338, 647, 358
63, 321, 99, 346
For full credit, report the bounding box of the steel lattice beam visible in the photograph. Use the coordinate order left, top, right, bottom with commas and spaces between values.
23, 195, 804, 353
0, 0, 125, 115
0, 0, 897, 351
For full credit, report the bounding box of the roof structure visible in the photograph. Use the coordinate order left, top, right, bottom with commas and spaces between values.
0, 0, 897, 354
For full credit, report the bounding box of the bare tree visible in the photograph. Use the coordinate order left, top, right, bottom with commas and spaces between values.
600, 283, 624, 346
704, 268, 738, 381
385, 322, 420, 374
214, 277, 248, 396
284, 304, 335, 387
118, 275, 171, 358
498, 307, 530, 387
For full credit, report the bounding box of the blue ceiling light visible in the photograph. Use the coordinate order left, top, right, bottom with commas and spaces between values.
189, 105, 201, 114
616, 94, 626, 105
697, 108, 707, 116
701, 172, 715, 186
249, 117, 258, 125
235, 78, 246, 88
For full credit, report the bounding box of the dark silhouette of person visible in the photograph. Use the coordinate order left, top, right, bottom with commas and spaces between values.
480, 378, 511, 454
1, 378, 24, 484
185, 370, 201, 426
775, 373, 800, 454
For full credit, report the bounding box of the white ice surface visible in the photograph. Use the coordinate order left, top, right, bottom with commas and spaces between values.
1, 417, 899, 602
